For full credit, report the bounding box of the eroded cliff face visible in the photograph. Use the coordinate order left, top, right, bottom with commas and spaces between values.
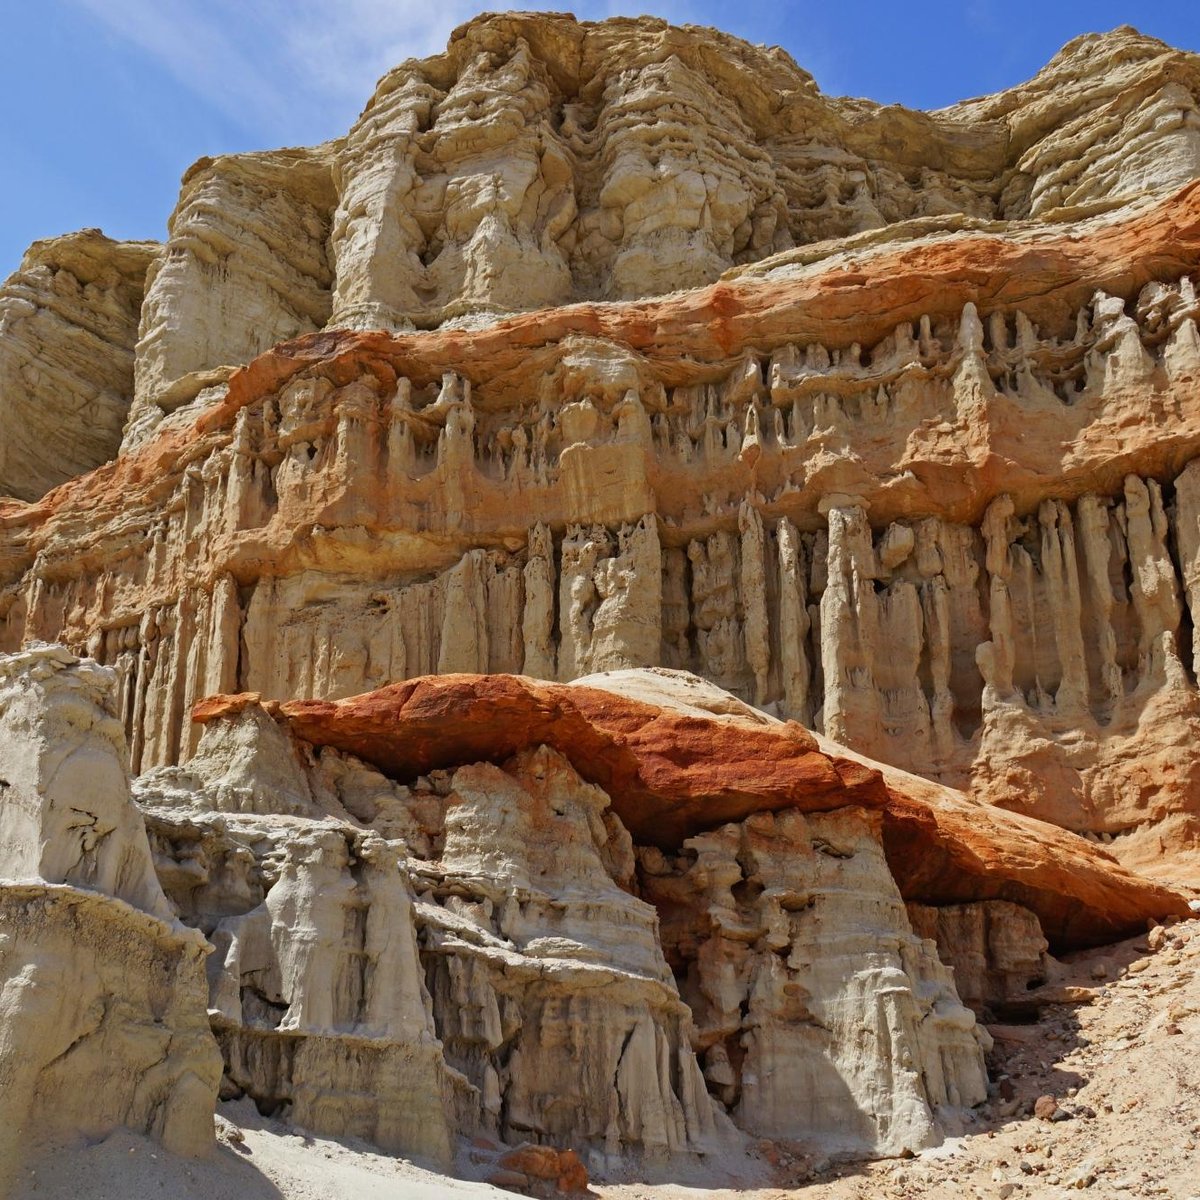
5, 17, 1200, 477
0, 646, 220, 1194
108, 19, 1200, 450
640, 807, 990, 1156
5, 182, 1200, 883
2, 9, 1200, 1182
0, 231, 156, 500
130, 663, 1014, 1164
0, 645, 1187, 1174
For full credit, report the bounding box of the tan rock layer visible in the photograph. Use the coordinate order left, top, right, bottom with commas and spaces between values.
193, 674, 1189, 947
0, 176, 1194, 558
0, 231, 156, 500
0, 647, 220, 1187
109, 18, 1200, 436
195, 178, 1200, 436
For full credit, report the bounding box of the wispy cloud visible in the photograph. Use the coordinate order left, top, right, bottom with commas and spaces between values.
64, 0, 553, 143
67, 0, 298, 136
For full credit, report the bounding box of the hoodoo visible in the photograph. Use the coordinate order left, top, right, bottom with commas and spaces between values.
2, 12, 1199, 1197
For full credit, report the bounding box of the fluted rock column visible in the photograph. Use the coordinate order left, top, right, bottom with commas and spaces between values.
738, 502, 770, 705
776, 517, 812, 725
1038, 499, 1088, 714
591, 515, 663, 673
1174, 459, 1200, 681
1077, 494, 1123, 708
977, 495, 1018, 705
1124, 475, 1184, 687
819, 496, 881, 750
522, 522, 556, 679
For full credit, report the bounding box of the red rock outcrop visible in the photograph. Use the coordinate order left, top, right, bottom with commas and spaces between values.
194, 672, 1188, 947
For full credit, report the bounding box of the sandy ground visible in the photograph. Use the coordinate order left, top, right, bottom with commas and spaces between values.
14, 916, 1200, 1200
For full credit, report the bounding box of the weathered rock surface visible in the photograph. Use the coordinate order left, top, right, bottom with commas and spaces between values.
641, 806, 989, 1156
107, 19, 1200, 444
0, 231, 155, 500
3, 10, 1200, 1188
4, 151, 1200, 887
0, 639, 1185, 1174
0, 645, 220, 1192
158, 664, 1011, 1160
906, 901, 1052, 1017
139, 680, 738, 1167
127, 150, 337, 448
193, 670, 1187, 948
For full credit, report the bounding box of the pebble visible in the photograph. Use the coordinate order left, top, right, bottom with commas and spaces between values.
1034, 1095, 1060, 1121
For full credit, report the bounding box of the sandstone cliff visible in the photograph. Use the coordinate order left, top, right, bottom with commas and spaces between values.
0, 646, 220, 1194
2, 10, 1200, 1190
0, 231, 155, 500
7, 171, 1200, 884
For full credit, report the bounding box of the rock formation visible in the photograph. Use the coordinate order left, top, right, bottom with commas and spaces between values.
5, 640, 1182, 1178
87, 657, 1021, 1162
3, 37, 1200, 883
0, 231, 155, 500
2, 9, 1200, 1188
220, 668, 1185, 948
642, 806, 988, 1156
0, 646, 220, 1194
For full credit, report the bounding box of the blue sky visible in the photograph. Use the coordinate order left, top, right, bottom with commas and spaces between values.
2, 1, 1198, 278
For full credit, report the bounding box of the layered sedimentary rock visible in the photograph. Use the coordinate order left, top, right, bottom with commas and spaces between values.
0, 231, 155, 500
205, 669, 1185, 949
2, 11, 1200, 1180
0, 645, 220, 1192
2, 23, 1200, 888
136, 684, 738, 1165
136, 707, 461, 1163
6, 19, 1198, 462
642, 807, 989, 1156
3, 177, 1200, 889
412, 746, 729, 1161
0, 635, 1186, 1171
172, 665, 1188, 1159
0, 198, 1195, 860
153, 664, 1024, 1160
114, 19, 1200, 440
127, 150, 337, 448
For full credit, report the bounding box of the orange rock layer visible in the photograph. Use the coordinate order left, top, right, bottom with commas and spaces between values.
6, 177, 1200, 546
198, 179, 1200, 426
195, 675, 1190, 948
